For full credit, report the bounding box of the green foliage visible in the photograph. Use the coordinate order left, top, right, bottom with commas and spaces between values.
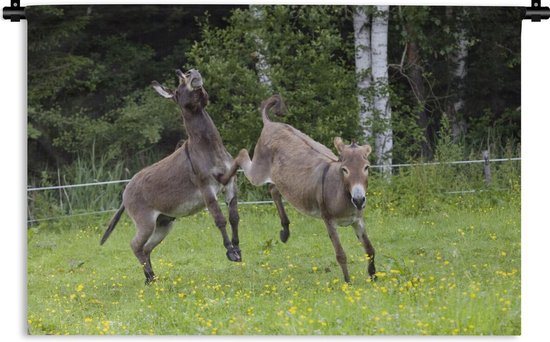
27, 5, 238, 176
435, 113, 463, 163
187, 6, 361, 154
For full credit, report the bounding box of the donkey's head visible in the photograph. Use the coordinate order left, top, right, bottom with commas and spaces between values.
334, 137, 372, 210
152, 69, 208, 112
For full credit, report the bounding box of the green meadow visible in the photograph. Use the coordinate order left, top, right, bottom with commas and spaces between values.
27, 190, 520, 335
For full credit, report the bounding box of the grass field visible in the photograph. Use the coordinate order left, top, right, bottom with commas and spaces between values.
27, 193, 520, 335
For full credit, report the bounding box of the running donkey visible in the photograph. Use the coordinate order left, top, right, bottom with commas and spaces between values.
218, 95, 376, 283
101, 69, 241, 284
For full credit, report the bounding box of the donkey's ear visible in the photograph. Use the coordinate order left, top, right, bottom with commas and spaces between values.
362, 144, 372, 158
334, 137, 346, 154
175, 69, 187, 84
151, 81, 174, 99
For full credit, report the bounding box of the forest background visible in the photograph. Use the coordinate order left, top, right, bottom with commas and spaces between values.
27, 5, 520, 195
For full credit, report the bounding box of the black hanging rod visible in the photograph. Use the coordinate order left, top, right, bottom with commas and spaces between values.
524, 0, 550, 21
2, 1, 549, 22
3, 0, 25, 22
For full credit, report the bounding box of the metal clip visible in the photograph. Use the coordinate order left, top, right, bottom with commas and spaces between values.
3, 0, 25, 22
524, 0, 550, 22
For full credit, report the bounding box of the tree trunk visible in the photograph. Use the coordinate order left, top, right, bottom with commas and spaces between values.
250, 5, 272, 88
406, 38, 432, 159
447, 7, 468, 142
371, 5, 392, 177
353, 6, 373, 142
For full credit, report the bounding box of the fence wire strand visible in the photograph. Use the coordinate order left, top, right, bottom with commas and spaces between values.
26, 157, 521, 192
27, 157, 520, 224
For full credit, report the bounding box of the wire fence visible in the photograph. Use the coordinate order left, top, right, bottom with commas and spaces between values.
26, 157, 520, 192
26, 157, 521, 224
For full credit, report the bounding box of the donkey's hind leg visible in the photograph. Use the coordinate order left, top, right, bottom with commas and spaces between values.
129, 209, 159, 284
225, 177, 241, 258
219, 148, 272, 186
218, 149, 245, 185
142, 214, 175, 282
239, 146, 274, 186
269, 184, 291, 243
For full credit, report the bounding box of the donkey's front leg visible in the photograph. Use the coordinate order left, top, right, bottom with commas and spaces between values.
225, 177, 241, 259
352, 219, 376, 280
324, 219, 350, 283
201, 186, 241, 262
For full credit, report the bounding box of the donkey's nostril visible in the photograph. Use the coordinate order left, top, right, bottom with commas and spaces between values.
352, 196, 366, 209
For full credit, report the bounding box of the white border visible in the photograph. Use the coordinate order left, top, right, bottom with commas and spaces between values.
1, 1, 548, 341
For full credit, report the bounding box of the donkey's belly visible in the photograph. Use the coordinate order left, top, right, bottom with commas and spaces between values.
278, 190, 322, 219
295, 206, 322, 219
166, 183, 224, 217
165, 190, 205, 217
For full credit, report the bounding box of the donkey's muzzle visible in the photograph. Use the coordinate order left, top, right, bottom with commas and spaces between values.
187, 69, 203, 90
352, 196, 366, 210
351, 185, 366, 210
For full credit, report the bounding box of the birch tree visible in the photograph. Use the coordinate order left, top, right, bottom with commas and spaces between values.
447, 7, 468, 142
353, 6, 373, 141
250, 5, 272, 89
371, 5, 392, 176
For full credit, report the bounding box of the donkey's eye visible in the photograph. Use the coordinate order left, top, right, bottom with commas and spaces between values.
364, 165, 370, 173
341, 167, 349, 175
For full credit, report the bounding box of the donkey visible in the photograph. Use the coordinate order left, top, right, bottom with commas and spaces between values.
219, 95, 375, 283
100, 69, 241, 284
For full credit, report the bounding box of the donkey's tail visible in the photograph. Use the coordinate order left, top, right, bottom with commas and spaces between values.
100, 204, 125, 245
261, 94, 286, 124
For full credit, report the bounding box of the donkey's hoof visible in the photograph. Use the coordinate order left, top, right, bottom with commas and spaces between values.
145, 276, 156, 286
368, 266, 377, 281
226, 248, 242, 262
280, 229, 290, 243
234, 246, 242, 258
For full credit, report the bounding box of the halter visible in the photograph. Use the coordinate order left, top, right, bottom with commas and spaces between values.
184, 142, 197, 175
320, 160, 339, 218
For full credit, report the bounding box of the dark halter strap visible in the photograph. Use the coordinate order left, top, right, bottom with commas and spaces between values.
320, 162, 332, 217
184, 142, 197, 175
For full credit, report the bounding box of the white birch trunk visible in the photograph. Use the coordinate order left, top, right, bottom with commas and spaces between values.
371, 5, 392, 177
250, 5, 272, 88
353, 6, 373, 142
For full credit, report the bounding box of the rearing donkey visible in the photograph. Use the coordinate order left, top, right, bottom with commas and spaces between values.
101, 69, 241, 284
219, 95, 376, 283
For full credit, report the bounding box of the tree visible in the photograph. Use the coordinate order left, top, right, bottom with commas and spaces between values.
446, 7, 468, 142
353, 6, 373, 141
250, 5, 273, 88
396, 6, 433, 159
353, 5, 393, 175
371, 6, 392, 176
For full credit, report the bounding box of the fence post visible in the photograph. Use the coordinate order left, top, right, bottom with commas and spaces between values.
482, 150, 491, 186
